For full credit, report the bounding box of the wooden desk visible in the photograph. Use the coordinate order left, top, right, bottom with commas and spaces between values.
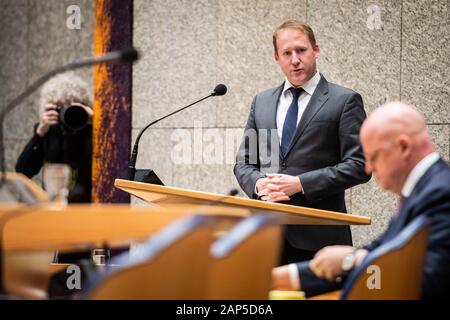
0, 204, 248, 300
1, 204, 248, 252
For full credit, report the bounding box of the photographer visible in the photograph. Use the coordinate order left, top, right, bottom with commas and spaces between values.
15, 72, 93, 203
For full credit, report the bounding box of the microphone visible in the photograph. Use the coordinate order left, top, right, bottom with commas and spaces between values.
0, 47, 140, 189
200, 188, 239, 208
127, 84, 228, 183
211, 84, 227, 96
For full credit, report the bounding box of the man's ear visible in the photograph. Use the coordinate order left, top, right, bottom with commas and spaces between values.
313, 43, 320, 59
274, 51, 279, 62
398, 135, 412, 159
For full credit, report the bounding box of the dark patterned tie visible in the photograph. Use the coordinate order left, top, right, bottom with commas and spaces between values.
281, 87, 304, 157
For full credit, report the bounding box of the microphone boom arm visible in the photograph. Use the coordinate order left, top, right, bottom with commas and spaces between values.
128, 93, 213, 180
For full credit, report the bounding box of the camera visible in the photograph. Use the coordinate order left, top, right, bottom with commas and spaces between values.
58, 104, 89, 133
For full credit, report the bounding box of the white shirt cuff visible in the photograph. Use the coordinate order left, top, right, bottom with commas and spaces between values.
287, 263, 300, 290
254, 176, 265, 195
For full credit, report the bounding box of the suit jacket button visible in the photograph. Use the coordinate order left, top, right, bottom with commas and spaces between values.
281, 162, 287, 169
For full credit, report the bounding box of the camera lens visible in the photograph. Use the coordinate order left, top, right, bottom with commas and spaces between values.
59, 105, 89, 132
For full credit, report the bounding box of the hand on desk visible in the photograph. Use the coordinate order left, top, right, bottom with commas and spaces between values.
310, 246, 369, 282
271, 246, 369, 290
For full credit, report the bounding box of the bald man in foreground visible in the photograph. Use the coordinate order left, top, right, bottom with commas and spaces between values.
272, 102, 450, 299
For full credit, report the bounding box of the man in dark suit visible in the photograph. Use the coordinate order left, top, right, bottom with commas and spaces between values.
234, 20, 370, 264
272, 102, 450, 299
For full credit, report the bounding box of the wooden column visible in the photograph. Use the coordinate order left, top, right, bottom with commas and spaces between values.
92, 0, 133, 203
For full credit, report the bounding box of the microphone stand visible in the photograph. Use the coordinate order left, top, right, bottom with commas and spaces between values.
128, 92, 218, 182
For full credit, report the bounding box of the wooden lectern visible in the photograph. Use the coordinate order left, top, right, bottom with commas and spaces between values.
114, 179, 371, 226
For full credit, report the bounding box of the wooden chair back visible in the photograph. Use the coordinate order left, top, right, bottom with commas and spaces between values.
207, 214, 281, 299
85, 215, 216, 299
341, 215, 430, 300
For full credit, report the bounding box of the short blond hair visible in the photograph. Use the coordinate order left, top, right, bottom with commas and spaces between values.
273, 20, 317, 54
39, 72, 92, 113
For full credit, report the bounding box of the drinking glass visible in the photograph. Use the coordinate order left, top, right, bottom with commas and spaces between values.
43, 163, 71, 209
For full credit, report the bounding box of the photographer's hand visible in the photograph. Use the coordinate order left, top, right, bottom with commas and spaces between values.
36, 104, 59, 137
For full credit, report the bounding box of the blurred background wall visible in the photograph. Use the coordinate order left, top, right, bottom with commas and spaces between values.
1, 0, 449, 246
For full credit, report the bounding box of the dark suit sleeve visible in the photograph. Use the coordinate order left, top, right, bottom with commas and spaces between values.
15, 128, 45, 178
299, 93, 371, 202
419, 192, 450, 299
363, 233, 387, 252
233, 96, 265, 198
296, 261, 343, 297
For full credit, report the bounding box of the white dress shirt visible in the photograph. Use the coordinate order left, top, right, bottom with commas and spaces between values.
276, 71, 321, 142
401, 152, 440, 197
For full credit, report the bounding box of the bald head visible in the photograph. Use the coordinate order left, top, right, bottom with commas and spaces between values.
362, 102, 427, 142
361, 102, 435, 195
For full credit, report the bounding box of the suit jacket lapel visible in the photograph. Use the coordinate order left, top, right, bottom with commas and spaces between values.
283, 75, 329, 158
267, 83, 284, 131
243, 83, 283, 163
